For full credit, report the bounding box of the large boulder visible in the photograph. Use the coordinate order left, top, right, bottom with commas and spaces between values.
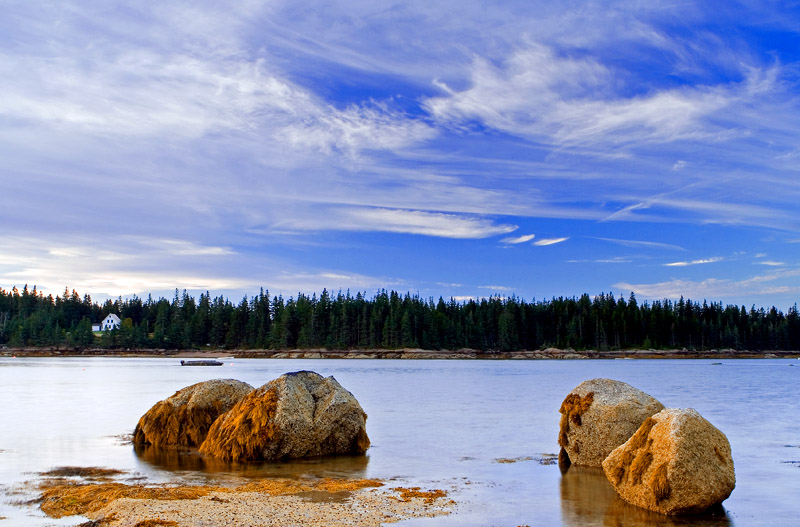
558, 378, 664, 467
199, 371, 370, 462
602, 407, 735, 515
133, 379, 254, 448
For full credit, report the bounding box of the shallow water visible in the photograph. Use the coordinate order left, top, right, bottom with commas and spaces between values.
0, 357, 798, 526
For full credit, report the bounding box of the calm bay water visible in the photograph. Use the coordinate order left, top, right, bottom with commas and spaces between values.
0, 357, 798, 526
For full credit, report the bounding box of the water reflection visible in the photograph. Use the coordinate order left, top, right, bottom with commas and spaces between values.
133, 443, 370, 481
560, 466, 732, 527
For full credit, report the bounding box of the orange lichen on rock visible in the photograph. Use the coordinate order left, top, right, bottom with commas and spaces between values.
198, 386, 279, 462
558, 392, 594, 447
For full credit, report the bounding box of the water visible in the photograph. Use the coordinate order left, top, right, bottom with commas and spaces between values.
0, 357, 798, 526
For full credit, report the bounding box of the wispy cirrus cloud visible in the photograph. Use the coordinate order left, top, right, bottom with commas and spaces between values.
596, 238, 685, 251
501, 233, 536, 244
534, 237, 569, 246
664, 257, 723, 267
271, 207, 517, 239
423, 43, 752, 149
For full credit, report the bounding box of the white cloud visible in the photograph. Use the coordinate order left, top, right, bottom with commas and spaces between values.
276, 207, 517, 239
479, 285, 513, 292
140, 239, 235, 256
596, 238, 685, 251
664, 257, 722, 267
534, 237, 569, 246
424, 44, 743, 149
282, 102, 435, 155
615, 268, 800, 301
501, 233, 536, 244
757, 260, 785, 266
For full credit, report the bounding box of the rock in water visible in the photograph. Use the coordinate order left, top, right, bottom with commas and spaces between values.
558, 378, 664, 467
602, 408, 735, 515
133, 379, 254, 447
199, 371, 370, 462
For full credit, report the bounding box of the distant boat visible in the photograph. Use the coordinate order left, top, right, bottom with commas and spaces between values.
711, 362, 722, 365
180, 360, 223, 366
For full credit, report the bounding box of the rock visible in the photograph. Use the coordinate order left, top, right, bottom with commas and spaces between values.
558, 378, 664, 467
602, 407, 735, 515
199, 371, 370, 462
133, 379, 254, 448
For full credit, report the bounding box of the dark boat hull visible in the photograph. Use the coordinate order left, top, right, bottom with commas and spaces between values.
180, 360, 223, 366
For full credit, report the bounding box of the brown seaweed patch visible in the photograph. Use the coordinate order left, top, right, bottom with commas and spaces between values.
629, 450, 653, 485
494, 456, 535, 464
650, 462, 671, 502
391, 487, 448, 504
316, 478, 384, 493
39, 483, 220, 518
133, 400, 225, 448
134, 521, 178, 527
610, 417, 657, 485
198, 387, 279, 462
558, 392, 594, 447
628, 417, 656, 451
354, 427, 371, 454
610, 448, 635, 485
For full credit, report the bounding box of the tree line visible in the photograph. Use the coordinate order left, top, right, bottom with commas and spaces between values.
1, 285, 799, 351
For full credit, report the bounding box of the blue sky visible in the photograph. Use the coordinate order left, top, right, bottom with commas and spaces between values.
2, 1, 800, 309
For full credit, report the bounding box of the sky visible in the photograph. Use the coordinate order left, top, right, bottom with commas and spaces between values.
2, 1, 800, 310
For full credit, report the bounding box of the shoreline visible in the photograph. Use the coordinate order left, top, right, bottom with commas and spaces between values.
3, 347, 799, 360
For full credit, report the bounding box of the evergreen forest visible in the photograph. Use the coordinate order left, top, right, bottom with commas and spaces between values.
1, 285, 799, 352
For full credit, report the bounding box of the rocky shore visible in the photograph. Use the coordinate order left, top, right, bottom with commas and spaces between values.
3, 346, 799, 359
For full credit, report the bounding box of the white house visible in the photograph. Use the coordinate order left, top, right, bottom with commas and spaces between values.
100, 314, 121, 331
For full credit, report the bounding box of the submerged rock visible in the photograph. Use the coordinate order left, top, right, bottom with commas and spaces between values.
133, 379, 254, 448
602, 407, 735, 515
558, 378, 664, 467
199, 371, 370, 462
